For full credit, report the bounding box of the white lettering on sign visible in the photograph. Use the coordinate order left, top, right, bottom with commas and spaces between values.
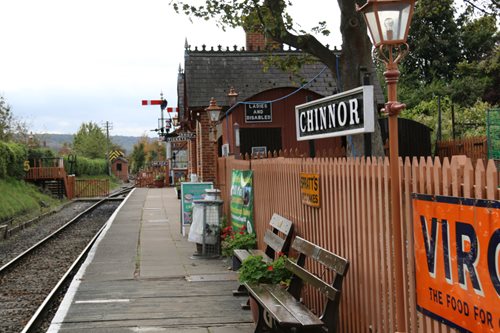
245, 102, 272, 123
298, 99, 360, 133
295, 86, 374, 141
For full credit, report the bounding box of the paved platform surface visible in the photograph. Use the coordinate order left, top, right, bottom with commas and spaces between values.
48, 187, 254, 333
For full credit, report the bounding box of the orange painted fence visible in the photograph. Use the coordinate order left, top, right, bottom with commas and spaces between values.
436, 136, 487, 165
217, 154, 499, 333
25, 167, 67, 180
135, 167, 168, 188
74, 179, 109, 198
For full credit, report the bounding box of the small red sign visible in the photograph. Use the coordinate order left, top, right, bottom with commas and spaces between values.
141, 100, 163, 106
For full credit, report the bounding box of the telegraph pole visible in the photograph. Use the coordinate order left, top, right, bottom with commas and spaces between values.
102, 121, 113, 176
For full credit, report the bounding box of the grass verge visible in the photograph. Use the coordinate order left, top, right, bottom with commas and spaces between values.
0, 178, 65, 224
76, 174, 123, 191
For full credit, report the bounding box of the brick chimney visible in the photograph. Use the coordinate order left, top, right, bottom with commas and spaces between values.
245, 29, 281, 51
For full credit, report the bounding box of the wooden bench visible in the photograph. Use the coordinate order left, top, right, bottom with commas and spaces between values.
232, 213, 294, 271
232, 213, 294, 301
244, 236, 349, 333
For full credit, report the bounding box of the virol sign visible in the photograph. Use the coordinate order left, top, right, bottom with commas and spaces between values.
412, 194, 500, 332
295, 86, 374, 141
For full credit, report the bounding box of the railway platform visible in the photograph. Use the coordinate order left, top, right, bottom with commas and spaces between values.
48, 187, 253, 333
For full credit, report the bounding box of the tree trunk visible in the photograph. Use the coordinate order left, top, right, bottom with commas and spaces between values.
338, 0, 385, 157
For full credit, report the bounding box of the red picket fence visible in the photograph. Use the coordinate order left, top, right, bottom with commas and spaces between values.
74, 179, 109, 198
436, 136, 487, 165
217, 154, 499, 333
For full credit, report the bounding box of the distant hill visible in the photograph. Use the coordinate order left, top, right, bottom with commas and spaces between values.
38, 133, 142, 155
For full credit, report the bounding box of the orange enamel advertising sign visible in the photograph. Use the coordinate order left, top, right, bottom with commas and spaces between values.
412, 194, 500, 333
299, 172, 320, 207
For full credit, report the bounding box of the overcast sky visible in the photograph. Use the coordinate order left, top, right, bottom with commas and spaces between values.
0, 0, 341, 137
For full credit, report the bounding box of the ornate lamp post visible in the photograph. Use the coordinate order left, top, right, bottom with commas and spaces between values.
357, 1, 415, 332
226, 87, 240, 157
204, 97, 222, 182
205, 97, 222, 130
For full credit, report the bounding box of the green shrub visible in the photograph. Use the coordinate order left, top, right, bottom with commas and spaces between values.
63, 155, 108, 176
0, 141, 27, 179
27, 148, 56, 166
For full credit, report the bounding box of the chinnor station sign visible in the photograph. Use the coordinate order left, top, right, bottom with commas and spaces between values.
295, 86, 374, 140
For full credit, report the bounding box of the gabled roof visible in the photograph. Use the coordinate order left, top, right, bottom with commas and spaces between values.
112, 156, 128, 164
181, 46, 340, 112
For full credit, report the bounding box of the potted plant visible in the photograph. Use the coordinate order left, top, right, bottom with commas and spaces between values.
238, 253, 293, 323
238, 254, 292, 286
221, 225, 257, 259
154, 174, 165, 188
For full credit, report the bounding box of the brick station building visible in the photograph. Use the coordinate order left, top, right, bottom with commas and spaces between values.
176, 32, 384, 183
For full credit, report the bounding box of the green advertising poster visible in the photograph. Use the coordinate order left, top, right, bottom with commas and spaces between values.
230, 170, 254, 233
180, 182, 213, 228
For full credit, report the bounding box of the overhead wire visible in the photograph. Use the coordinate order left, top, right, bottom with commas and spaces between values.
224, 64, 336, 149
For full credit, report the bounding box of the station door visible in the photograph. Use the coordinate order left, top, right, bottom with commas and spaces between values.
240, 128, 282, 157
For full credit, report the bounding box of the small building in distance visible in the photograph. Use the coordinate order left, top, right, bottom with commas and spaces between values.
111, 157, 129, 182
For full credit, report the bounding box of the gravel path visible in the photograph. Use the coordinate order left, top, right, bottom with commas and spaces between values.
0, 201, 95, 267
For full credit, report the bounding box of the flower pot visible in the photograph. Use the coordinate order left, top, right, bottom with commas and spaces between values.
154, 179, 164, 188
249, 295, 260, 324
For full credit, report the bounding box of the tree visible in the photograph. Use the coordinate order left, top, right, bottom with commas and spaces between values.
0, 95, 13, 141
130, 140, 146, 173
398, 0, 498, 138
73, 122, 109, 159
402, 0, 461, 84
172, 0, 385, 156
0, 95, 29, 143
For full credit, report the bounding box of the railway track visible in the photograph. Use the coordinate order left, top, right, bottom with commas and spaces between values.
0, 187, 133, 333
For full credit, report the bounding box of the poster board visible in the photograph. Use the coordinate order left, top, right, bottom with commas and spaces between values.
412, 194, 500, 332
180, 182, 213, 234
230, 170, 254, 233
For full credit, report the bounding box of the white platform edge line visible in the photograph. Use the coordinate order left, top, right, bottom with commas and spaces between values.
74, 299, 130, 304
46, 188, 136, 333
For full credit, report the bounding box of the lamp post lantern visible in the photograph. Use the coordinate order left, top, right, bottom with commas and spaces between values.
205, 97, 222, 127
203, 97, 222, 183
357, 1, 415, 332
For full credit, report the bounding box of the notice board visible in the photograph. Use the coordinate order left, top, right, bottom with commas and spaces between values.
412, 194, 500, 332
230, 170, 254, 233
180, 182, 213, 232
299, 172, 320, 207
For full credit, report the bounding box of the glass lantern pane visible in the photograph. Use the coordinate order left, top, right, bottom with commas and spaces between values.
209, 111, 220, 122
398, 4, 411, 41
365, 10, 381, 45
377, 3, 410, 42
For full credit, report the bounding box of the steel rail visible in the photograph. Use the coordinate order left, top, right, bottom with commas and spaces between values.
0, 186, 132, 274
17, 187, 134, 332
20, 221, 108, 333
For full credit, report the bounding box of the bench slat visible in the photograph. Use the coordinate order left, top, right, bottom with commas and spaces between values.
245, 283, 300, 325
235, 249, 273, 263
248, 249, 272, 262
263, 230, 285, 253
245, 283, 324, 327
285, 260, 339, 301
292, 237, 349, 276
269, 214, 293, 235
233, 250, 250, 262
261, 284, 324, 327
